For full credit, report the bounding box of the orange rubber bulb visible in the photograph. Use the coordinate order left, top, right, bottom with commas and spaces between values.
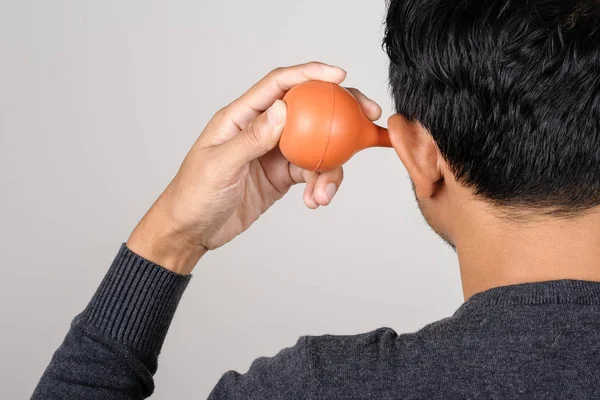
279, 80, 392, 172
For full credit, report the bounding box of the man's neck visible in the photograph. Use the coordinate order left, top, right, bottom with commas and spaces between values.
454, 206, 600, 300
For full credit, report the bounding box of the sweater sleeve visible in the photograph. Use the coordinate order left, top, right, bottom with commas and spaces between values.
31, 244, 191, 400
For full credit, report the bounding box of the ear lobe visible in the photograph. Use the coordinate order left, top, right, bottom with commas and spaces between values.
387, 114, 443, 199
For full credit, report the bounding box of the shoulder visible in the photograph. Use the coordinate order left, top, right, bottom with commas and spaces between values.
305, 327, 400, 360
302, 318, 461, 389
306, 317, 458, 360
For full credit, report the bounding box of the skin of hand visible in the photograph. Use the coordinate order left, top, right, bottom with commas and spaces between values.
127, 62, 383, 275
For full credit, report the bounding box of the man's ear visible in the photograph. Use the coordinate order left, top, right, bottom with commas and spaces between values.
388, 114, 444, 199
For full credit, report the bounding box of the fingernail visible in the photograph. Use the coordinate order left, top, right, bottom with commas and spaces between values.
267, 100, 285, 126
325, 183, 338, 203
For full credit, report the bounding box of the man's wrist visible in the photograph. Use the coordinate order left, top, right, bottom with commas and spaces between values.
127, 204, 207, 275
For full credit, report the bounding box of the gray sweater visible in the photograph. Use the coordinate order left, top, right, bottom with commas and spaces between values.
32, 244, 600, 399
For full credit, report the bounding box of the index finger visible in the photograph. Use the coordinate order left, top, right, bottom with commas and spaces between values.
234, 62, 347, 115
202, 62, 346, 147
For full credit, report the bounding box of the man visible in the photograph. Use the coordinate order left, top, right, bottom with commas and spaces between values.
33, 0, 600, 398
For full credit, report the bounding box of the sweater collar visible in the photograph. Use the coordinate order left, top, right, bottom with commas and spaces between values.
456, 280, 600, 313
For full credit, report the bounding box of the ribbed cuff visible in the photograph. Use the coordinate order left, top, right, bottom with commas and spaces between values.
80, 244, 192, 357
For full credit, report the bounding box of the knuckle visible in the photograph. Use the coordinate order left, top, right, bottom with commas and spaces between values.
268, 67, 284, 79
266, 68, 286, 90
244, 121, 264, 146
213, 105, 231, 121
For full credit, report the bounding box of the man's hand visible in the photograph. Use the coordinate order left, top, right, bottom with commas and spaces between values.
127, 62, 383, 274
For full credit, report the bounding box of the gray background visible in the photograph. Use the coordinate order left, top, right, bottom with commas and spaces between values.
0, 1, 462, 398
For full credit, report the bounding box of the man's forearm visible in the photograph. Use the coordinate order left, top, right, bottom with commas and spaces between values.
32, 244, 191, 400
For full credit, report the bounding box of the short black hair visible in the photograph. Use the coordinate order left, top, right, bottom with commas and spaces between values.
384, 0, 600, 216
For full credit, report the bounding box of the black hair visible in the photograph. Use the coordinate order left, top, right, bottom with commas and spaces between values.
383, 0, 600, 216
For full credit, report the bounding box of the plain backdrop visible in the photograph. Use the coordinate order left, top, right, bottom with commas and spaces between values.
0, 1, 463, 398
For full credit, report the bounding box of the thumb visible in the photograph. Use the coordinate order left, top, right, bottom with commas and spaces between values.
219, 100, 287, 170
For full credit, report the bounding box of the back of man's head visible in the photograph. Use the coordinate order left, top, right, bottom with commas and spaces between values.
384, 0, 600, 217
